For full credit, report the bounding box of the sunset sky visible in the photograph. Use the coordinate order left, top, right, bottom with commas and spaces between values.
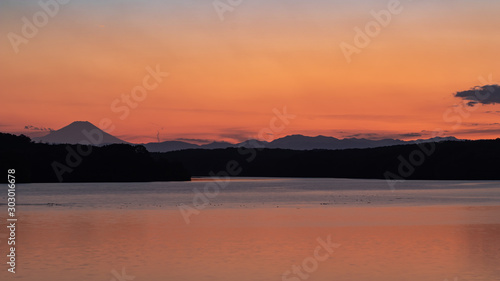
1, 0, 500, 143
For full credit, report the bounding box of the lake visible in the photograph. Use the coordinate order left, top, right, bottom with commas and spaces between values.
1, 178, 499, 281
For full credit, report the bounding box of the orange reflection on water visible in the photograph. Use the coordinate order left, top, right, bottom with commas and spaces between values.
2, 206, 500, 281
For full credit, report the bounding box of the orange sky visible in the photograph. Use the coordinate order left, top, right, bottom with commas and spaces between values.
1, 0, 500, 143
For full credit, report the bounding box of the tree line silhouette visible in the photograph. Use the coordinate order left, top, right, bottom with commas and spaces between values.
0, 133, 190, 183
159, 139, 500, 180
3, 131, 500, 182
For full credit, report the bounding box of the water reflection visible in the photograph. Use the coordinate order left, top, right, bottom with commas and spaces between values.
3, 206, 499, 281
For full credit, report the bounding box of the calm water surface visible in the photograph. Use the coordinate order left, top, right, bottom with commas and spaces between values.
1, 178, 499, 281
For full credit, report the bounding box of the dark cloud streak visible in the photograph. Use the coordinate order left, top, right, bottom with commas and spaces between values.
24, 125, 53, 131
454, 84, 500, 106
175, 138, 212, 144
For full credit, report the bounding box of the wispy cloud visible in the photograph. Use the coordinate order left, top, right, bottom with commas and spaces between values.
451, 128, 500, 137
116, 134, 155, 143
344, 133, 380, 138
485, 110, 500, 115
462, 122, 500, 127
346, 132, 426, 140
175, 138, 212, 144
24, 125, 53, 131
310, 114, 410, 121
398, 132, 423, 138
341, 131, 453, 140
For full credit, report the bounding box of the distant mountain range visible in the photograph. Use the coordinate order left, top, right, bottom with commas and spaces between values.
33, 121, 460, 152
145, 135, 459, 152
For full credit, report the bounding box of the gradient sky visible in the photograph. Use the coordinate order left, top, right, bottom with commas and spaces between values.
1, 0, 500, 143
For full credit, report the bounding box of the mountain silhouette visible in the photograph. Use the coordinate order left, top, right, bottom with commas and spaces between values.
33, 121, 128, 145
200, 141, 235, 149
144, 141, 198, 152
32, 121, 459, 151
143, 134, 459, 152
